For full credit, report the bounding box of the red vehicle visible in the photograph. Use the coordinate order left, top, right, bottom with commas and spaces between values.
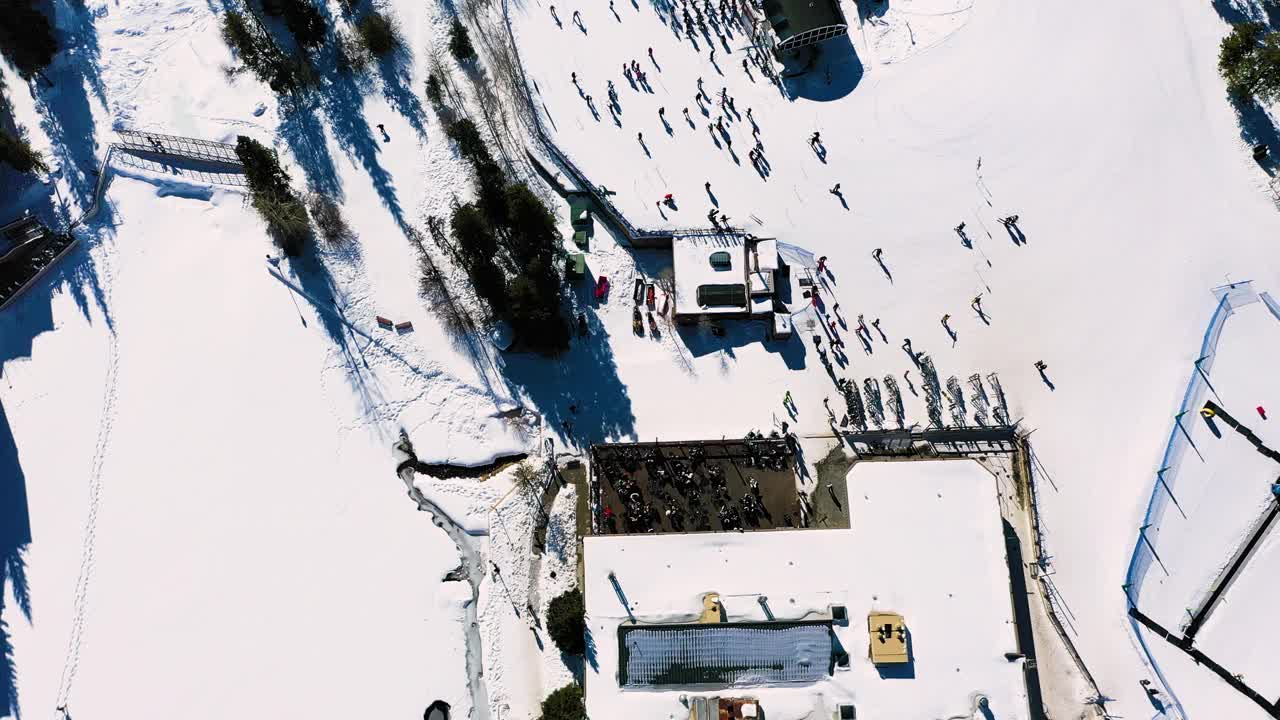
595, 275, 610, 300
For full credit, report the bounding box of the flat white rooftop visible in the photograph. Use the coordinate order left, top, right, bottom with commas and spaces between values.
583, 459, 1028, 720
672, 234, 749, 317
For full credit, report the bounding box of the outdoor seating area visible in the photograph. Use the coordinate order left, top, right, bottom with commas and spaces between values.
590, 436, 800, 535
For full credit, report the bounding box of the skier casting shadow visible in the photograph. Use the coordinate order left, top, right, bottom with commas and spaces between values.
1001, 215, 1026, 245
1035, 360, 1055, 391
954, 222, 972, 249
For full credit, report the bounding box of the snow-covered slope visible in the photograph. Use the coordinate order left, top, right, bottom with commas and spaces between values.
4, 0, 1280, 717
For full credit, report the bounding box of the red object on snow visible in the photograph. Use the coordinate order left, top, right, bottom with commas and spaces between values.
595, 275, 610, 300
646, 284, 656, 306
1259, 406, 1268, 420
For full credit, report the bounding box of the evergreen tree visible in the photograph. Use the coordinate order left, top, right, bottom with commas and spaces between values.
1219, 22, 1280, 103
425, 73, 443, 105
539, 685, 585, 720
0, 0, 58, 80
448, 18, 476, 62
235, 136, 311, 255
280, 0, 328, 50
450, 203, 499, 265
545, 589, 585, 654
356, 11, 401, 57
0, 128, 48, 174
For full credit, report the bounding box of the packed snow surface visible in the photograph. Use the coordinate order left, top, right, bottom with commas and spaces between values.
4, 0, 1280, 716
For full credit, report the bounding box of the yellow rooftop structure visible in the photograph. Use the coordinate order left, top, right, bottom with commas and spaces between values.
868, 612, 909, 665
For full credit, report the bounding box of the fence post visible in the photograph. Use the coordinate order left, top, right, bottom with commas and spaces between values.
1174, 411, 1204, 463
1194, 355, 1221, 405
1140, 524, 1169, 576
1156, 466, 1187, 519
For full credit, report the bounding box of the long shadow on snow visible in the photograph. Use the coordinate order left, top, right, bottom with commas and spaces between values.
1233, 97, 1280, 175
0, 399, 32, 720
0, 214, 118, 381
39, 0, 107, 211
285, 243, 392, 422
677, 320, 806, 370
377, 43, 428, 141
498, 285, 637, 447
319, 60, 411, 232
782, 35, 862, 102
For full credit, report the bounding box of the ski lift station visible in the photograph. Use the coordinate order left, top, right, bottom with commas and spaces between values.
582, 459, 1033, 720
763, 0, 849, 54
672, 234, 816, 334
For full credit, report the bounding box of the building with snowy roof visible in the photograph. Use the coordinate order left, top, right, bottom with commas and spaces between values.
582, 459, 1033, 720
671, 234, 815, 330
764, 0, 849, 53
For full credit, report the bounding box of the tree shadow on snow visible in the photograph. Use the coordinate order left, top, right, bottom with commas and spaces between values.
498, 279, 637, 449
377, 43, 428, 140
39, 0, 108, 210
781, 36, 862, 102
0, 399, 32, 720
1232, 97, 1280, 176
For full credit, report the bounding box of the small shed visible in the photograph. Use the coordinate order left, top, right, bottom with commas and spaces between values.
567, 252, 586, 279
868, 612, 909, 665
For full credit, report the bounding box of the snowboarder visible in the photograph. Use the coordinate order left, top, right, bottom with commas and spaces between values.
1259, 405, 1268, 420
664, 193, 674, 206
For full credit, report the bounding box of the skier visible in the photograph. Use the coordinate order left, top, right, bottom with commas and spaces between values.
710, 47, 716, 62
571, 71, 578, 84
954, 222, 966, 233
872, 318, 882, 334
683, 107, 691, 121
902, 338, 914, 355
872, 247, 883, 261
648, 47, 655, 60
832, 302, 841, 314
941, 313, 951, 326
1034, 360, 1047, 371
705, 181, 712, 192
829, 183, 841, 195
816, 255, 827, 272
1259, 406, 1268, 420
783, 390, 793, 407
550, 5, 559, 21
664, 193, 674, 206
809, 131, 821, 146
637, 131, 644, 143
572, 9, 581, 23
659, 106, 666, 117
